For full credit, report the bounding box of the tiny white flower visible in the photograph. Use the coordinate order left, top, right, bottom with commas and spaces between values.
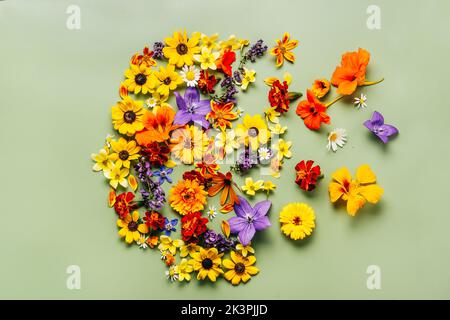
354, 94, 367, 109
180, 65, 200, 87
165, 266, 179, 282
146, 97, 158, 109
137, 236, 149, 249
258, 147, 272, 161
105, 134, 114, 147
327, 128, 347, 152
236, 107, 244, 118
207, 206, 217, 220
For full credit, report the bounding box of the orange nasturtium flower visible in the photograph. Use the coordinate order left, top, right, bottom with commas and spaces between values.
206, 100, 238, 131
328, 165, 384, 216
311, 79, 331, 99
296, 90, 331, 130
269, 32, 299, 67
135, 104, 180, 145
207, 171, 240, 207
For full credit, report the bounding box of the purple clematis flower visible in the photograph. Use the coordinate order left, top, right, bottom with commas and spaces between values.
153, 166, 173, 185
364, 111, 399, 144
228, 196, 271, 246
174, 87, 211, 129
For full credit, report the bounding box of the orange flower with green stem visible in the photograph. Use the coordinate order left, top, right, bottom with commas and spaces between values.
270, 32, 299, 67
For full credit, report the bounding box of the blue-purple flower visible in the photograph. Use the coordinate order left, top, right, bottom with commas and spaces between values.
173, 87, 211, 129
228, 196, 271, 246
364, 111, 399, 143
153, 166, 173, 185
164, 218, 178, 236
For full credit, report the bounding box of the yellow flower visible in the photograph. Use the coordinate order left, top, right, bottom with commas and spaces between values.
180, 243, 200, 258
270, 157, 282, 178
111, 97, 145, 136
158, 235, 184, 255
328, 165, 384, 216
279, 203, 315, 240
263, 180, 277, 193
241, 67, 256, 90
191, 247, 224, 282
123, 63, 156, 95
241, 177, 264, 196
269, 123, 287, 135
200, 33, 220, 51
169, 179, 208, 215
269, 32, 299, 67
215, 130, 240, 156
236, 243, 255, 257
194, 47, 220, 70
91, 146, 113, 172
236, 114, 269, 151
109, 138, 141, 169
163, 30, 201, 68
219, 35, 248, 51
264, 107, 280, 124
146, 91, 168, 109
274, 139, 292, 159
103, 163, 129, 189
154, 64, 183, 96
223, 251, 259, 285
171, 125, 209, 164
178, 258, 194, 282
117, 211, 149, 244
264, 72, 292, 87
311, 79, 331, 99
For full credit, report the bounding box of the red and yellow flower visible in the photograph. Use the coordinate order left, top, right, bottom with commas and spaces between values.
269, 32, 299, 67
206, 100, 238, 131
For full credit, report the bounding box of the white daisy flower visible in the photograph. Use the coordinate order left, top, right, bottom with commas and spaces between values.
180, 65, 200, 87
137, 235, 149, 249
327, 128, 347, 152
354, 93, 367, 109
145, 97, 158, 109
165, 266, 179, 282
207, 206, 217, 220
258, 147, 272, 162
236, 107, 244, 118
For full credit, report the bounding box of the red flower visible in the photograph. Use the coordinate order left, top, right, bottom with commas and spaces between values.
141, 141, 171, 167
143, 211, 165, 231
295, 160, 321, 191
198, 70, 218, 94
114, 192, 137, 218
181, 212, 208, 243
268, 80, 290, 113
216, 49, 236, 76
296, 90, 331, 130
183, 170, 211, 190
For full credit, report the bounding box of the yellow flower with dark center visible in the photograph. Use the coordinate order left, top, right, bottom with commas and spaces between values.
154, 64, 184, 96
117, 211, 149, 244
111, 97, 145, 136
169, 179, 208, 215
109, 138, 141, 168
223, 251, 259, 285
279, 203, 315, 240
191, 247, 224, 282
163, 30, 201, 67
235, 114, 269, 151
123, 63, 156, 94
171, 125, 209, 164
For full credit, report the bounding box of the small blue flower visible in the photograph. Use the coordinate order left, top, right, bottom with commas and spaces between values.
164, 218, 178, 236
153, 166, 174, 185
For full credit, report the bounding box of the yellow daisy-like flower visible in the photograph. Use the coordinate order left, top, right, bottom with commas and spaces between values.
279, 203, 315, 240
264, 107, 280, 124
91, 146, 113, 172
274, 139, 292, 160
123, 63, 156, 95
103, 163, 129, 189
241, 177, 264, 196
180, 243, 200, 258
269, 32, 299, 67
117, 211, 149, 244
109, 138, 141, 169
269, 123, 287, 135
241, 67, 256, 90
194, 47, 220, 70
111, 97, 145, 136
200, 33, 220, 51
158, 235, 184, 255
263, 180, 277, 193
154, 64, 184, 96
163, 30, 201, 68
236, 114, 269, 151
177, 258, 194, 282
169, 178, 208, 215
236, 243, 255, 257
223, 251, 259, 285
171, 125, 209, 164
191, 247, 224, 282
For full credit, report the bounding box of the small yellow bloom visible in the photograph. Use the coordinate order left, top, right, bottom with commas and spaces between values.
241, 177, 264, 196
123, 63, 156, 95
109, 138, 141, 169
241, 67, 256, 90
191, 247, 224, 282
117, 211, 149, 244
236, 243, 255, 257
180, 243, 200, 258
269, 123, 288, 135
264, 72, 292, 86
154, 64, 183, 96
103, 163, 129, 189
194, 47, 220, 70
158, 235, 184, 255
215, 130, 240, 156
91, 146, 113, 172
220, 35, 247, 51
263, 180, 277, 193
111, 97, 145, 136
279, 203, 315, 240
223, 251, 259, 285
274, 139, 292, 160
200, 33, 220, 51
270, 157, 282, 178
178, 258, 194, 282
264, 107, 280, 124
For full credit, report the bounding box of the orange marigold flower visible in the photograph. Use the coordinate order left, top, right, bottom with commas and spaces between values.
311, 79, 331, 99
206, 171, 240, 207
169, 179, 208, 216
130, 46, 156, 67
206, 100, 238, 131
269, 32, 299, 67
331, 48, 370, 95
296, 90, 331, 130
135, 105, 180, 145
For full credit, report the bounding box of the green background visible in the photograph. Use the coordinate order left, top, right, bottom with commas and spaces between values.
1, 0, 449, 299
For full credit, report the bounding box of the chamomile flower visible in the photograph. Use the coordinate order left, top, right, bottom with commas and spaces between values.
327, 128, 347, 152
207, 205, 218, 220
354, 93, 367, 109
236, 107, 245, 118
145, 97, 158, 109
137, 235, 149, 249
258, 147, 273, 163
166, 265, 179, 282
180, 65, 200, 87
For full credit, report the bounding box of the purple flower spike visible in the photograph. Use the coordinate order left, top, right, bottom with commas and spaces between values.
364, 111, 399, 144
227, 196, 271, 246
174, 87, 211, 129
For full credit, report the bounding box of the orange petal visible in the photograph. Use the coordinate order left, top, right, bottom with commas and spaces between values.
276, 54, 284, 67
220, 203, 234, 213
221, 220, 231, 238
284, 40, 299, 50
283, 51, 296, 63
128, 175, 138, 191
119, 83, 128, 99
108, 188, 116, 207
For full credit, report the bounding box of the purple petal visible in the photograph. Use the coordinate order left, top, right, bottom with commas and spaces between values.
234, 196, 253, 218
238, 224, 256, 246
370, 111, 384, 126
252, 216, 271, 231
174, 92, 187, 111
252, 200, 271, 219
173, 110, 192, 125
376, 133, 389, 143
381, 124, 399, 137
191, 115, 210, 129
192, 100, 211, 115
184, 87, 200, 106
228, 216, 247, 233
363, 119, 375, 132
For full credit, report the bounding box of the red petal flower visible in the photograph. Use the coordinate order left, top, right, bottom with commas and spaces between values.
295, 160, 321, 191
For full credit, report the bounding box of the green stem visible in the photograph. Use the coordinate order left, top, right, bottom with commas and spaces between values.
325, 95, 345, 108
362, 78, 384, 86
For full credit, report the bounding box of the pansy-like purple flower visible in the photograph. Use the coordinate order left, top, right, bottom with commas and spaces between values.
228, 196, 271, 246
153, 166, 173, 185
364, 111, 399, 143
174, 87, 211, 129
164, 218, 178, 236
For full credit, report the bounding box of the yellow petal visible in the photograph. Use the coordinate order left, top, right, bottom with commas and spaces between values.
347, 194, 366, 216
332, 167, 352, 185
356, 164, 377, 184
359, 185, 384, 204
283, 72, 292, 85
264, 77, 278, 86
329, 182, 345, 203
128, 175, 138, 191
132, 211, 139, 222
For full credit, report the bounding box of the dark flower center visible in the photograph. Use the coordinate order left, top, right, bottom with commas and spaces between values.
309, 107, 317, 115
293, 216, 302, 226
246, 215, 253, 223
128, 221, 138, 231
119, 150, 129, 161
202, 258, 213, 269
248, 127, 259, 137
135, 73, 147, 85
123, 111, 136, 123
234, 262, 246, 274
224, 178, 232, 186
176, 43, 188, 55
184, 139, 193, 149
164, 77, 172, 85
183, 193, 191, 200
